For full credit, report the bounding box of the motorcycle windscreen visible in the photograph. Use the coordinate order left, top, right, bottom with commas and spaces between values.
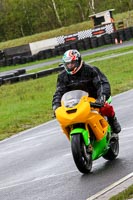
61, 90, 88, 108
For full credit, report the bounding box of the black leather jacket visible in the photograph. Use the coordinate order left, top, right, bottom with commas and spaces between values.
52, 62, 111, 110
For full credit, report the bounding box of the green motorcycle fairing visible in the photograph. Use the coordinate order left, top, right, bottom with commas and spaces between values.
70, 128, 90, 146
91, 135, 108, 160
107, 96, 112, 104
70, 125, 112, 161
92, 126, 111, 160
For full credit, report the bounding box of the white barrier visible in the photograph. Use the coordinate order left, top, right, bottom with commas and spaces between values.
29, 37, 58, 55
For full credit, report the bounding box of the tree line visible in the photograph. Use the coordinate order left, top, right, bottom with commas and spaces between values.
0, 0, 133, 42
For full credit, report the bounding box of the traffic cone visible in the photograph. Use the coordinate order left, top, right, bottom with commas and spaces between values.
120, 39, 123, 44
115, 38, 118, 44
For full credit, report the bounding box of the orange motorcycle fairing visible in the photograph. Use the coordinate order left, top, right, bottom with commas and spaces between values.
55, 95, 109, 141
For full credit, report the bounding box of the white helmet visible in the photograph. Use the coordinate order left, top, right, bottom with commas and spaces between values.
62, 49, 82, 75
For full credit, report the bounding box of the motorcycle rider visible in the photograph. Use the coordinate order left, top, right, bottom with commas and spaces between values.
52, 49, 121, 134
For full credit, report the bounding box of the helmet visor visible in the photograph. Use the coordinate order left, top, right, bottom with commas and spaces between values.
64, 60, 78, 72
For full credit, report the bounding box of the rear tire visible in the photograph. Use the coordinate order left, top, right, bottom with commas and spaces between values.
103, 136, 119, 160
71, 134, 92, 174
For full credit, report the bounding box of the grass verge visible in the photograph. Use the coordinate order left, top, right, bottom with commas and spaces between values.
109, 184, 133, 200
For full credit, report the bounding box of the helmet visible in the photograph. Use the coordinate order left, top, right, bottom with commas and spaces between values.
62, 49, 82, 75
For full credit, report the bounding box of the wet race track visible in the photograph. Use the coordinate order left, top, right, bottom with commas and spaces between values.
0, 89, 133, 200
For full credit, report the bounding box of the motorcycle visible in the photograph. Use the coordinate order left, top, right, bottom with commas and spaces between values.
55, 90, 119, 174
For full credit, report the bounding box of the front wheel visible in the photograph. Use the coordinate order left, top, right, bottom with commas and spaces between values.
103, 136, 119, 160
71, 134, 92, 174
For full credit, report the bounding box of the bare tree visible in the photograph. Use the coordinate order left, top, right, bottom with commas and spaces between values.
22, 0, 33, 35
51, 0, 62, 26
89, 0, 95, 14
76, 2, 85, 21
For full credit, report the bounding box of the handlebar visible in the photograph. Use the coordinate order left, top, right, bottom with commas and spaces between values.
90, 102, 104, 108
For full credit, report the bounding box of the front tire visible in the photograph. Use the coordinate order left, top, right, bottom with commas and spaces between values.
103, 136, 119, 160
71, 134, 92, 174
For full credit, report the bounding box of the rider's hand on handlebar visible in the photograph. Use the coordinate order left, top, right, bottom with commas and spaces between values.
52, 112, 56, 118
95, 95, 106, 107
52, 104, 61, 118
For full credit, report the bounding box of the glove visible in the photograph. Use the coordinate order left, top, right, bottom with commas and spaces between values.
52, 104, 60, 118
95, 95, 106, 106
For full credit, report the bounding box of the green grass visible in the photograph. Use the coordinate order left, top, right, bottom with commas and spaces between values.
0, 75, 57, 140
109, 184, 133, 200
91, 52, 133, 95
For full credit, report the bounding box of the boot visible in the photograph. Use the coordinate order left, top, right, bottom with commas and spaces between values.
108, 116, 121, 133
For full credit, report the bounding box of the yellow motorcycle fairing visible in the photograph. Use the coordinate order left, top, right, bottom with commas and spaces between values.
55, 95, 109, 141
56, 96, 90, 126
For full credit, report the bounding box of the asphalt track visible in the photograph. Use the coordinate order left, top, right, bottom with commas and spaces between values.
0, 89, 133, 200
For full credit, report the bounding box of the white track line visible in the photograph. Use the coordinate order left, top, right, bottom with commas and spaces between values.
87, 172, 133, 200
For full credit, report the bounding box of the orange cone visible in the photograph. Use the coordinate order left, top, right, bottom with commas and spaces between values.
120, 39, 123, 44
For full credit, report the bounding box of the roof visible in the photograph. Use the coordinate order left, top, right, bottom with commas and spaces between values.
89, 9, 115, 18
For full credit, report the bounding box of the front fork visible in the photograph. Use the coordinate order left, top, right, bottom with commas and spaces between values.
70, 128, 90, 146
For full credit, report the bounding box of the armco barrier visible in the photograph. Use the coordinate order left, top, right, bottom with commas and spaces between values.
0, 73, 15, 80
83, 38, 92, 49
3, 76, 19, 84
0, 69, 26, 85
103, 34, 112, 44
0, 66, 64, 86
0, 78, 3, 86
3, 44, 31, 59
36, 66, 63, 78
70, 41, 78, 49
19, 73, 37, 81
90, 37, 98, 48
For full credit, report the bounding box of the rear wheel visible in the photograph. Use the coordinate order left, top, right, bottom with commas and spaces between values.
71, 134, 92, 174
103, 136, 119, 160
